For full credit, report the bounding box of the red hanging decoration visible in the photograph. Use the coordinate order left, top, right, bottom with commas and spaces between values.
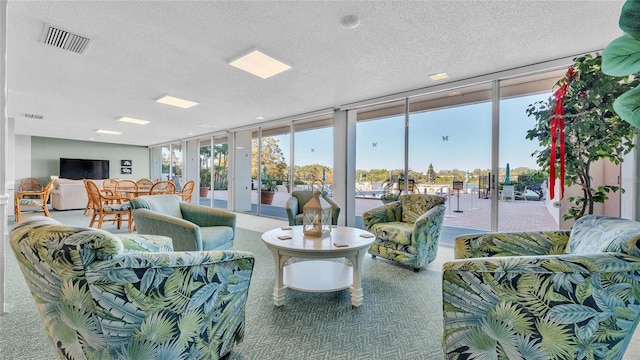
549, 67, 575, 200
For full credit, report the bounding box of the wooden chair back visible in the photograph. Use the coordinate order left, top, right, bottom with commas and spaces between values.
20, 177, 42, 191
149, 180, 176, 195
179, 180, 195, 202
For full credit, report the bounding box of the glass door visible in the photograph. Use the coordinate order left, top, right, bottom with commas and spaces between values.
212, 138, 229, 210
498, 74, 560, 231
408, 86, 493, 238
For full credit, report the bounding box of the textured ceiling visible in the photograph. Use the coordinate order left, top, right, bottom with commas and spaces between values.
6, 1, 625, 146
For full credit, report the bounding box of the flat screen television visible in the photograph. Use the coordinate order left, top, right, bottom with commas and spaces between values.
59, 158, 110, 180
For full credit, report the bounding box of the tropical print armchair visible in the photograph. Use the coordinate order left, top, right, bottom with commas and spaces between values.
442, 215, 640, 360
362, 194, 446, 271
10, 216, 255, 360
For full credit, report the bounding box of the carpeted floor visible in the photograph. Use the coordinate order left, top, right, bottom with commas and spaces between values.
1, 214, 445, 359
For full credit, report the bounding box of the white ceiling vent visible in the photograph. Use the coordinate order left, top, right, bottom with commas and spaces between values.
40, 23, 92, 54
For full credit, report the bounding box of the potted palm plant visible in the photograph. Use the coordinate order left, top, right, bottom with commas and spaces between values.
200, 170, 211, 198
260, 180, 277, 205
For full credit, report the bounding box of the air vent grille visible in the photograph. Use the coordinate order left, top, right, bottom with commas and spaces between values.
24, 113, 44, 120
41, 23, 91, 54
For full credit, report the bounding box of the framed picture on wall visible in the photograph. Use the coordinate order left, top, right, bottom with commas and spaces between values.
121, 167, 132, 175
121, 160, 132, 167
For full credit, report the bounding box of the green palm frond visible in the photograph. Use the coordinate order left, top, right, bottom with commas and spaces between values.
517, 334, 548, 360
177, 310, 203, 347
482, 315, 520, 360
163, 268, 195, 313
59, 304, 105, 350
121, 339, 157, 360
60, 279, 93, 308
463, 327, 499, 360
517, 274, 554, 318
135, 312, 176, 344
536, 316, 575, 360
90, 288, 145, 324
492, 301, 534, 335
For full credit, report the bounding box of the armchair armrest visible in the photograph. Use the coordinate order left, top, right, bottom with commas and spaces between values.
362, 201, 402, 230
412, 204, 446, 247
285, 196, 300, 225
180, 202, 237, 229
323, 196, 341, 225
442, 253, 640, 359
454, 230, 571, 259
132, 208, 204, 251
85, 250, 255, 358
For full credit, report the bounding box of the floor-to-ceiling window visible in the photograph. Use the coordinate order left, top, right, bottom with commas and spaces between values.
212, 137, 229, 209
294, 117, 333, 194
498, 73, 561, 231
354, 100, 406, 226
199, 138, 212, 205
408, 85, 493, 232
256, 125, 290, 218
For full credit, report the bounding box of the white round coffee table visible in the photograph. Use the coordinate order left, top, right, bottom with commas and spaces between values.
261, 225, 375, 307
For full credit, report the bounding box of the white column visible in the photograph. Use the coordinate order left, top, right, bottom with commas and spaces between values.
1, 0, 9, 315
333, 109, 356, 227
231, 130, 252, 212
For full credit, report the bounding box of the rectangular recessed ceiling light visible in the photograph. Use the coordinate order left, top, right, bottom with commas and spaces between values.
118, 117, 150, 125
96, 129, 122, 135
155, 95, 199, 109
429, 72, 449, 81
229, 50, 292, 79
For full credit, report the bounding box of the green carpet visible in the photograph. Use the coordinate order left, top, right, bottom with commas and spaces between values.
1, 212, 445, 359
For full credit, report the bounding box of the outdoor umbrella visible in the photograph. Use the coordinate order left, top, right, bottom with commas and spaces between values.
505, 163, 511, 184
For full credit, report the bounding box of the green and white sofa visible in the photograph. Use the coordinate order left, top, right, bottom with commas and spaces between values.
10, 216, 254, 359
130, 194, 236, 251
362, 194, 446, 271
442, 214, 640, 359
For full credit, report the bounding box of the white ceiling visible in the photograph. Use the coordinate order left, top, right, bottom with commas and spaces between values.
6, 1, 626, 147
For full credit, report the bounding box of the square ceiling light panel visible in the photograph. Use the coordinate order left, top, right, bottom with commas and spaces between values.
229, 50, 292, 79
155, 95, 199, 109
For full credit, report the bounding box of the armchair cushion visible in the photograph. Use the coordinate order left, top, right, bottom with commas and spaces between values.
566, 214, 640, 255
401, 194, 445, 223
443, 215, 640, 359
369, 221, 412, 245
131, 195, 236, 251
10, 216, 254, 360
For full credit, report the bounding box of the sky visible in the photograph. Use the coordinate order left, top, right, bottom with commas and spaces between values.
267, 92, 550, 173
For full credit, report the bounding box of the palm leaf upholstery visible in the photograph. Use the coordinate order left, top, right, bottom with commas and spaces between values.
442, 215, 640, 360
362, 194, 446, 271
10, 216, 254, 360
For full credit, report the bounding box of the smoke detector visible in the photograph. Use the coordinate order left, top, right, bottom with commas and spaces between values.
340, 15, 360, 29
40, 23, 92, 54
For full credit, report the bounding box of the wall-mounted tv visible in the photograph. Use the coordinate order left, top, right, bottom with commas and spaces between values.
60, 158, 110, 180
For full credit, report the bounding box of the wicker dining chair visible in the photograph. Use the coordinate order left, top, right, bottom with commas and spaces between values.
14, 179, 54, 222
137, 178, 153, 187
19, 177, 42, 192
84, 179, 133, 232
115, 179, 138, 200
102, 178, 119, 196
149, 180, 176, 195
178, 180, 195, 202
